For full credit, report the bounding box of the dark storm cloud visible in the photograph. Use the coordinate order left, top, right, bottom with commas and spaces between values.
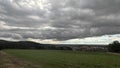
0, 0, 120, 41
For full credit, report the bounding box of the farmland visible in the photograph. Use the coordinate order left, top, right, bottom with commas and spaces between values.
1, 50, 120, 68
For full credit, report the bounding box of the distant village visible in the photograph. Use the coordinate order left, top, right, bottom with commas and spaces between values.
55, 44, 108, 52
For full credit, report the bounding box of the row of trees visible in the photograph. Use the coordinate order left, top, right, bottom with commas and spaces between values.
108, 41, 120, 53
0, 40, 120, 53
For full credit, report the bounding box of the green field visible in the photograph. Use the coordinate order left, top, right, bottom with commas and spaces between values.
4, 50, 120, 68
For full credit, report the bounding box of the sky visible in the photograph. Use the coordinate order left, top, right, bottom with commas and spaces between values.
0, 0, 120, 44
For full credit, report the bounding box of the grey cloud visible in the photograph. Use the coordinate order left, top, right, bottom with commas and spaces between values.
0, 0, 120, 41
90, 27, 120, 36
0, 31, 23, 40
82, 0, 120, 15
0, 0, 48, 27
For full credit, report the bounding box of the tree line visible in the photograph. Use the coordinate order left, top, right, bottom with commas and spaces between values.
0, 40, 71, 50
0, 40, 120, 53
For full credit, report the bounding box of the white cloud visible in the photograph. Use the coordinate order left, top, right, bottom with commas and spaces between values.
61, 34, 120, 44
0, 21, 11, 29
27, 38, 59, 44
0, 21, 57, 30
16, 0, 50, 10
27, 15, 41, 20
0, 37, 19, 41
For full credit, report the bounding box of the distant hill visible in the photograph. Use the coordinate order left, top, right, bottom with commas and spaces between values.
0, 40, 45, 49
0, 40, 63, 50
0, 39, 108, 51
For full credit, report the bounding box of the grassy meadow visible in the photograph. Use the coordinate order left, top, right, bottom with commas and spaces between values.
3, 50, 120, 68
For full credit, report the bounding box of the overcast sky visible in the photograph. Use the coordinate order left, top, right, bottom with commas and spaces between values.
0, 0, 120, 44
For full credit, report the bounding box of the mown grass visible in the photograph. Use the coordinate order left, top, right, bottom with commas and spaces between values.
4, 49, 120, 68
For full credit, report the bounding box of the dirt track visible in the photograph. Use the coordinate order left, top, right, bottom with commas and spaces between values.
0, 51, 41, 68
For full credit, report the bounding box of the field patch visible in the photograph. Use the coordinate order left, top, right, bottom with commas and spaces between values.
4, 50, 120, 68
0, 51, 41, 68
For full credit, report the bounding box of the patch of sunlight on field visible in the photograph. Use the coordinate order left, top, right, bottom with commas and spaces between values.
5, 50, 120, 68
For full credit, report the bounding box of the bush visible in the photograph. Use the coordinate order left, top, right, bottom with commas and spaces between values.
108, 41, 120, 53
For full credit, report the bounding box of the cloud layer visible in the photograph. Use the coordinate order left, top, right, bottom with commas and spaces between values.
0, 0, 120, 44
